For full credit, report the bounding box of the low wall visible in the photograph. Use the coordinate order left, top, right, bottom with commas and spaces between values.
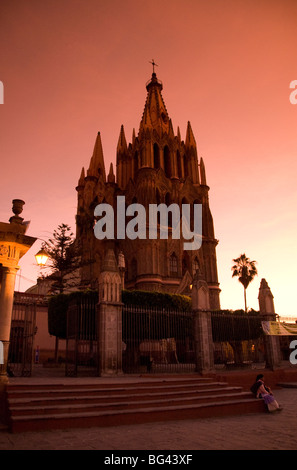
214, 365, 297, 390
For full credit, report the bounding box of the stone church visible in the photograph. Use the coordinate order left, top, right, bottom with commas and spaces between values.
75, 70, 220, 310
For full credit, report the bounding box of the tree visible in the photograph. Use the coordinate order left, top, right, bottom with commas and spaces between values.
44, 223, 81, 294
43, 224, 81, 362
231, 254, 258, 312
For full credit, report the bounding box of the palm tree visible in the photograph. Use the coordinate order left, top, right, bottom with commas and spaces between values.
231, 254, 258, 312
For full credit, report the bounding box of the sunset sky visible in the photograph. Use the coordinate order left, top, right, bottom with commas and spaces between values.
0, 0, 296, 318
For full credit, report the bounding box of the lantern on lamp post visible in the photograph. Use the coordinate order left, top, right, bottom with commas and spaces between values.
35, 248, 49, 267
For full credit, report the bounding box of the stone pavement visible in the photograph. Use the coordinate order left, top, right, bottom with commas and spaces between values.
0, 385, 297, 450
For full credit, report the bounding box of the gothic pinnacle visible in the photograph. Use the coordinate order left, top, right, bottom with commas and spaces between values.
87, 132, 106, 181
117, 125, 128, 154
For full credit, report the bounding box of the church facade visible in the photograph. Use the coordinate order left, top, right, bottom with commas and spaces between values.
75, 71, 220, 310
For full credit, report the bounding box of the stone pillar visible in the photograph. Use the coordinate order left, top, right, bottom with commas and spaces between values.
97, 248, 123, 376
0, 266, 18, 383
0, 199, 37, 424
192, 270, 214, 374
258, 278, 281, 370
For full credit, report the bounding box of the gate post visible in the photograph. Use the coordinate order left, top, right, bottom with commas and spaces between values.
0, 200, 37, 423
97, 248, 123, 376
258, 278, 281, 370
192, 270, 214, 374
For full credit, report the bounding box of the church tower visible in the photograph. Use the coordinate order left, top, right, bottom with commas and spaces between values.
75, 69, 221, 309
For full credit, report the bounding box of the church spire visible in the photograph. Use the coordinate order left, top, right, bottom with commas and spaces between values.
116, 125, 130, 189
108, 162, 115, 184
117, 125, 128, 154
87, 132, 106, 181
185, 121, 200, 184
185, 121, 197, 149
76, 167, 85, 192
139, 69, 170, 136
200, 157, 207, 186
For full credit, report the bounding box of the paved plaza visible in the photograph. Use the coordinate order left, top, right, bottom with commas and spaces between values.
0, 385, 296, 450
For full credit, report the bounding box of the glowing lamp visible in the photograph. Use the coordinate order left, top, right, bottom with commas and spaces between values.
35, 248, 49, 267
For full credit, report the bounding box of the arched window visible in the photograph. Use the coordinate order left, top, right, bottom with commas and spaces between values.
156, 189, 161, 225
134, 151, 139, 175
177, 150, 182, 178
131, 258, 137, 280
154, 143, 160, 169
141, 148, 145, 167
163, 146, 171, 178
182, 252, 190, 275
156, 188, 161, 205
165, 192, 172, 228
184, 155, 189, 179
169, 252, 178, 277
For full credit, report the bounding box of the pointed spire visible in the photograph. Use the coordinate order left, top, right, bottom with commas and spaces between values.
139, 72, 170, 136
185, 121, 197, 148
108, 162, 115, 184
78, 167, 85, 186
76, 167, 85, 193
117, 125, 128, 154
87, 132, 106, 181
101, 248, 119, 273
177, 126, 181, 143
200, 157, 207, 185
132, 128, 136, 146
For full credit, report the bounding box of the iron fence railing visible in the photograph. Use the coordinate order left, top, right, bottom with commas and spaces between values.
211, 311, 265, 368
8, 294, 37, 376
122, 304, 195, 373
65, 293, 98, 376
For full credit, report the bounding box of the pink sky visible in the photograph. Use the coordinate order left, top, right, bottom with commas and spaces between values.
1, 0, 296, 317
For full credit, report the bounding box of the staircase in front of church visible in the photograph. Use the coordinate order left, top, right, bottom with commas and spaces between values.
5, 376, 266, 433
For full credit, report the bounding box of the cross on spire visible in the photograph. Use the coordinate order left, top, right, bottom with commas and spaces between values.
149, 59, 158, 74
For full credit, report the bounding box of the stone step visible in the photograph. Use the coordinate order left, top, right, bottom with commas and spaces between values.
8, 386, 243, 408
8, 397, 265, 433
6, 376, 213, 391
6, 380, 228, 399
9, 390, 253, 416
5, 377, 266, 433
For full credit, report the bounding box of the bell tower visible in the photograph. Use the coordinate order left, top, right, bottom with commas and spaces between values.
76, 68, 221, 309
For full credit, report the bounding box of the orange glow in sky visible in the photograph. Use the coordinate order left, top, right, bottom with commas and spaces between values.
0, 0, 296, 317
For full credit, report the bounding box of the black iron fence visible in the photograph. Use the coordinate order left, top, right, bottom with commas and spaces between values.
211, 311, 265, 369
65, 291, 98, 376
122, 304, 195, 373
63, 290, 270, 375
9, 290, 276, 377
8, 293, 38, 376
